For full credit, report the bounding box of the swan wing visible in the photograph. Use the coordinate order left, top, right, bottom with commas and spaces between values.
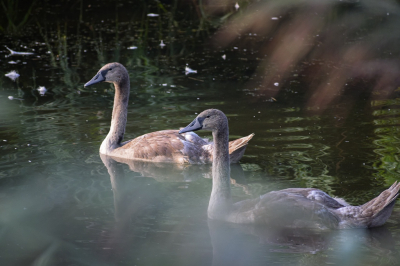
115, 130, 211, 163
230, 188, 342, 229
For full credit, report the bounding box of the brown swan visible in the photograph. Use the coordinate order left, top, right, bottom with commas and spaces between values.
179, 109, 400, 229
84, 62, 254, 163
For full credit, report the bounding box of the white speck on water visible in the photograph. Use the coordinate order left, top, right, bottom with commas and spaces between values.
5, 70, 20, 81
28, 160, 31, 162
185, 66, 197, 75
234, 47, 238, 49
195, 113, 198, 114
222, 54, 226, 60
8, 61, 17, 64
147, 13, 159, 17
387, 13, 389, 15
127, 46, 138, 50
274, 82, 279, 86
197, 98, 200, 100
3, 140, 7, 142
160, 40, 166, 47
162, 84, 167, 86
47, 51, 51, 54
37, 86, 47, 96
170, 85, 176, 87
5, 46, 34, 55
235, 2, 239, 10
8, 96, 14, 100
271, 17, 278, 20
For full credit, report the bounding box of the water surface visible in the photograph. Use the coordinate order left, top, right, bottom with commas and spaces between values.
1, 1, 400, 265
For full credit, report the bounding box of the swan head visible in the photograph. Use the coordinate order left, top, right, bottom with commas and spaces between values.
179, 109, 228, 134
84, 62, 128, 87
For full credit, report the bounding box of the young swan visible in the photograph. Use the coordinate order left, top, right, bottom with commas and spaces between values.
84, 62, 254, 164
179, 109, 400, 229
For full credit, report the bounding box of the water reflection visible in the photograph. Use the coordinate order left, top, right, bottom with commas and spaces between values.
208, 220, 398, 266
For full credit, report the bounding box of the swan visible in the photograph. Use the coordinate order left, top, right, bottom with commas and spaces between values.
84, 62, 254, 163
179, 109, 400, 229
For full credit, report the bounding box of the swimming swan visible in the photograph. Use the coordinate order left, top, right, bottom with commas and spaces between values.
84, 62, 254, 163
179, 109, 400, 229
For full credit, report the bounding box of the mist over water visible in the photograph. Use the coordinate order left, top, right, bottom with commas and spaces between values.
1, 1, 400, 265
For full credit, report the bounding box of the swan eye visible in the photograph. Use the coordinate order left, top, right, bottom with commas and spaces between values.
206, 115, 210, 118
109, 68, 112, 71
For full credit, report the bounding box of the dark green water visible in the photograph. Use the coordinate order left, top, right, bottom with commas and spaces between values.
1, 1, 400, 265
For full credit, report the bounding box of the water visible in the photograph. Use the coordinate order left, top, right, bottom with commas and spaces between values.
1, 1, 400, 265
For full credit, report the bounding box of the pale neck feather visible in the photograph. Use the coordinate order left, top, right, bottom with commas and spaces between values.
208, 126, 232, 220
100, 78, 130, 155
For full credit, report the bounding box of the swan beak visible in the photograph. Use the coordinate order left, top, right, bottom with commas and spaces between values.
179, 117, 203, 134
84, 71, 106, 87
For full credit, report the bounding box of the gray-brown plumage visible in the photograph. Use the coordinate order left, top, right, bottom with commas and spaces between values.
84, 62, 253, 163
179, 109, 400, 229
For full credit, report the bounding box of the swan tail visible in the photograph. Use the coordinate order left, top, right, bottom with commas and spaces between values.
228, 133, 255, 163
358, 181, 400, 227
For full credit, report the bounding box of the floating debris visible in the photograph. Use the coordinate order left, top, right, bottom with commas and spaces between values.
5, 46, 34, 56
185, 66, 197, 75
147, 13, 159, 17
159, 40, 166, 48
8, 61, 17, 64
274, 82, 279, 86
5, 70, 19, 81
37, 86, 47, 96
8, 96, 23, 100
222, 54, 226, 60
271, 17, 279, 20
235, 2, 239, 10
127, 46, 138, 50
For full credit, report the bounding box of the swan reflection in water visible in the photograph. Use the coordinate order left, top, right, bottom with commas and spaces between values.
99, 154, 398, 266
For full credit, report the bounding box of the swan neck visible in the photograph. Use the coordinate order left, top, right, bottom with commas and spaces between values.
100, 77, 130, 154
208, 127, 232, 220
